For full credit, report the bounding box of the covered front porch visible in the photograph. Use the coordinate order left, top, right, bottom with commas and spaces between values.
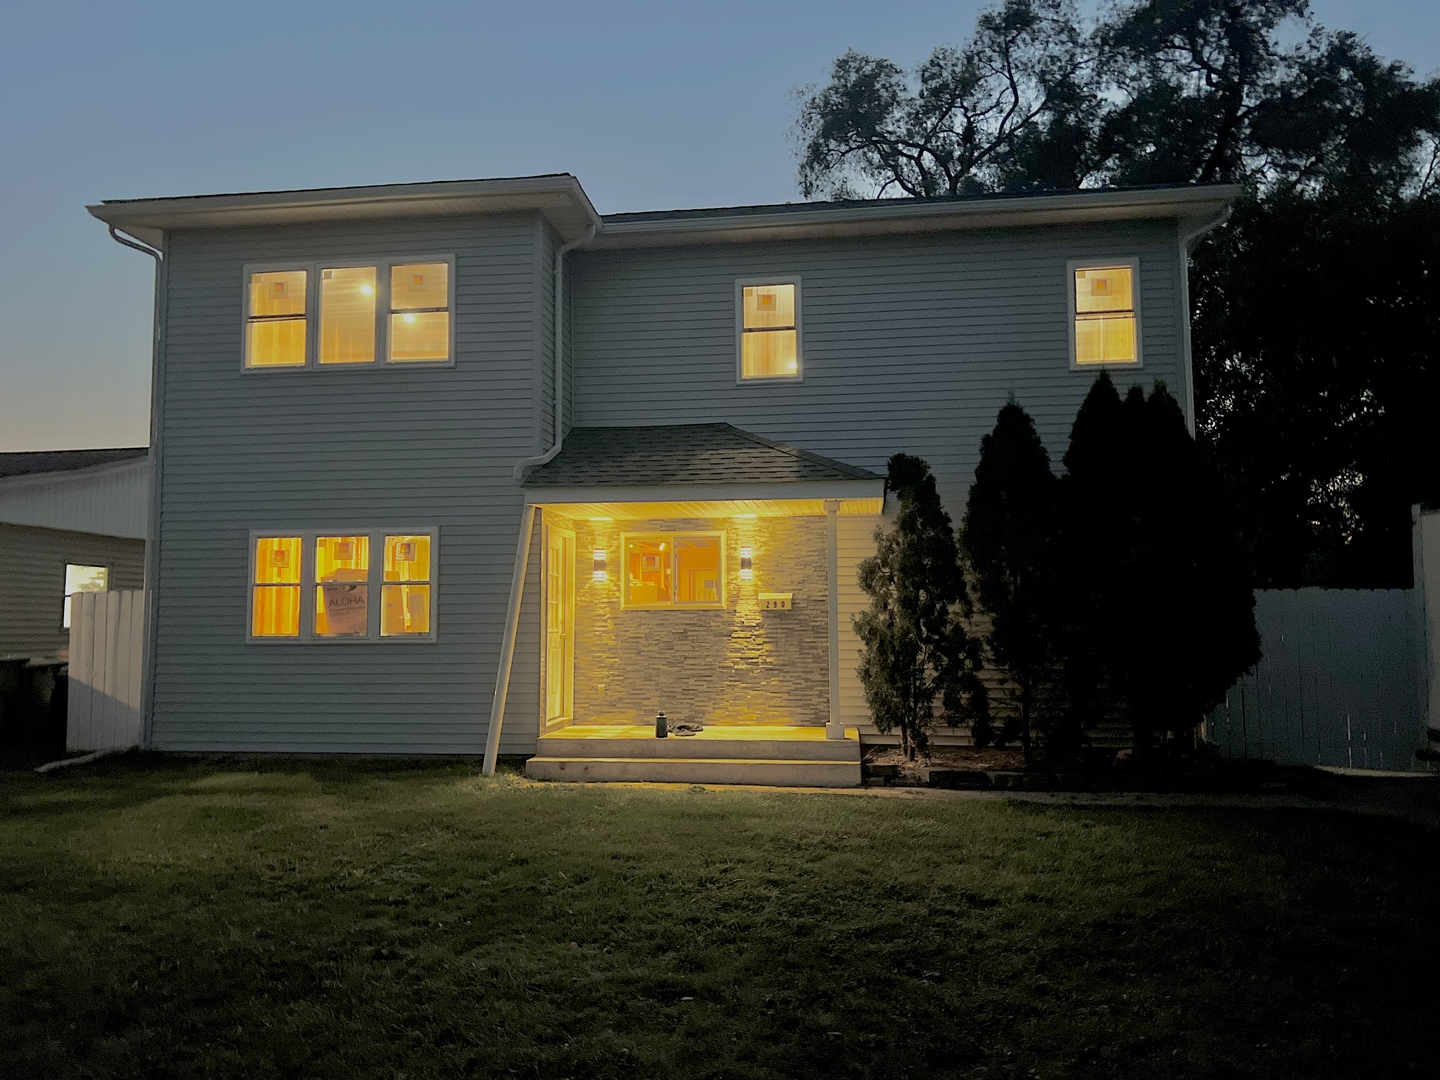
489, 423, 886, 785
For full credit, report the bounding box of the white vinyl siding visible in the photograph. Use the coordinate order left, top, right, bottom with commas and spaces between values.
570, 221, 1185, 514
151, 215, 547, 754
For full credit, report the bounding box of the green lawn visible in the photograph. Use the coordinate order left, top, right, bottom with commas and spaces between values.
3, 758, 1437, 1079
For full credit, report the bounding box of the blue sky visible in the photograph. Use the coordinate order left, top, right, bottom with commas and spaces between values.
1, 0, 1435, 451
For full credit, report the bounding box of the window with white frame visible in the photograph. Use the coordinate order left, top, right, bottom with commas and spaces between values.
248, 529, 437, 641
243, 257, 454, 370
737, 279, 801, 380
63, 563, 108, 629
622, 532, 725, 609
1070, 260, 1140, 367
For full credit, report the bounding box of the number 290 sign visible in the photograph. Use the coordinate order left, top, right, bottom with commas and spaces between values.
759, 593, 792, 611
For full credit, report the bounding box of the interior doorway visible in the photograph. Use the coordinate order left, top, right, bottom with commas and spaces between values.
544, 526, 575, 730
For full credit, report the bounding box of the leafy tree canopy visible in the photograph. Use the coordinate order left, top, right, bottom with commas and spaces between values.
795, 0, 1440, 585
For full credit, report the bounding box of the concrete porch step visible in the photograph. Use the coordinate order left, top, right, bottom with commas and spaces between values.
537, 734, 860, 761
524, 755, 862, 788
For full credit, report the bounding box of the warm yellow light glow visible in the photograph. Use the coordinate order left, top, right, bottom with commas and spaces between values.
735, 514, 758, 519
403, 313, 417, 324
1074, 265, 1138, 365
623, 533, 724, 608
252, 535, 302, 636
590, 517, 613, 522
315, 535, 370, 636
320, 266, 377, 365
592, 548, 607, 582
741, 282, 799, 379
246, 270, 308, 368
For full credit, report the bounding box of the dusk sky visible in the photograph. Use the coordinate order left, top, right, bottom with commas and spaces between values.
2, 0, 1436, 452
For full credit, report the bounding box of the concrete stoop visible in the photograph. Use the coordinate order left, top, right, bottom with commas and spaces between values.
525, 726, 863, 787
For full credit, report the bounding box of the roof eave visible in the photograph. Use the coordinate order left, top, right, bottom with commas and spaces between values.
87, 174, 603, 247
589, 185, 1243, 249
525, 479, 887, 503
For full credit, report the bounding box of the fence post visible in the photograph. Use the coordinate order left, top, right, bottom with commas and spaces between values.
1417, 508, 1440, 758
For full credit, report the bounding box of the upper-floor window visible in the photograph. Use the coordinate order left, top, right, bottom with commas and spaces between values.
243, 257, 454, 370
1070, 260, 1140, 367
737, 279, 801, 381
248, 529, 437, 641
622, 532, 725, 609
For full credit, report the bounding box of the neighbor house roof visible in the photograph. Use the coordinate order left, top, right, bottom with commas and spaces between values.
522, 424, 882, 488
0, 447, 148, 480
88, 174, 1238, 250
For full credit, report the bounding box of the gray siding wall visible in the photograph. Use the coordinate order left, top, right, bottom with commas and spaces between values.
570, 221, 1187, 511
0, 524, 145, 662
538, 224, 558, 450
151, 214, 547, 754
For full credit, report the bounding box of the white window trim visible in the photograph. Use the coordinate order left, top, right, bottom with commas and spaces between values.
735, 276, 804, 384
1067, 256, 1143, 371
245, 527, 439, 643
241, 255, 456, 372
620, 530, 728, 610
62, 561, 111, 630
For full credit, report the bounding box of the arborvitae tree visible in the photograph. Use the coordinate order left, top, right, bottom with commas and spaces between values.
855, 454, 987, 760
1060, 373, 1261, 756
960, 400, 1062, 765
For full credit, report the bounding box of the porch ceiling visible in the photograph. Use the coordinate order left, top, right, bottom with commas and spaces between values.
529, 496, 883, 520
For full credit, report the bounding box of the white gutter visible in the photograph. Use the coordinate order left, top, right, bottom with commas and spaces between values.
512, 226, 596, 481
1176, 204, 1234, 437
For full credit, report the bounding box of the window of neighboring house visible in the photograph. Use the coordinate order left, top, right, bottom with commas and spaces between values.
622, 532, 725, 609
62, 564, 108, 629
738, 279, 801, 380
1071, 260, 1140, 367
243, 257, 453, 369
248, 529, 437, 641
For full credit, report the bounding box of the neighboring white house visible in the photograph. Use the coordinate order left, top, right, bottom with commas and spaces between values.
0, 448, 148, 663
87, 174, 1236, 783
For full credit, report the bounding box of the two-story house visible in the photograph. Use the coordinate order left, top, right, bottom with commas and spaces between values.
88, 174, 1235, 785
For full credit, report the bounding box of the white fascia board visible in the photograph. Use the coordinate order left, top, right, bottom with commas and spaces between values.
87, 175, 603, 247
526, 480, 885, 504
590, 185, 1243, 250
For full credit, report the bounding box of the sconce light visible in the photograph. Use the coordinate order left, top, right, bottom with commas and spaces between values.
739, 546, 753, 583
592, 549, 607, 582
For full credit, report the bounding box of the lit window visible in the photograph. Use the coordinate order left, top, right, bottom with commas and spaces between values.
389, 263, 451, 363
622, 533, 725, 608
245, 270, 308, 368
247, 529, 437, 642
319, 266, 377, 365
1073, 262, 1139, 366
63, 564, 108, 629
382, 534, 432, 636
251, 537, 301, 637
739, 280, 800, 380
314, 535, 371, 637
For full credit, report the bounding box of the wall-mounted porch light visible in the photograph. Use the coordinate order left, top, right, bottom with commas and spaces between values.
593, 549, 608, 582
739, 545, 753, 583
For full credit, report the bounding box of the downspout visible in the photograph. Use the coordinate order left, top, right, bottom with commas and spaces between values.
512, 225, 597, 481
1177, 206, 1231, 438
485, 224, 596, 775
105, 226, 165, 751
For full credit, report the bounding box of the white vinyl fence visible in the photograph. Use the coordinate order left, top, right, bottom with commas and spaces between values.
1207, 588, 1429, 771
67, 590, 145, 752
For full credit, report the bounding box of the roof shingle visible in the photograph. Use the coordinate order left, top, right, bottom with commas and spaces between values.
0, 447, 148, 480
522, 425, 881, 488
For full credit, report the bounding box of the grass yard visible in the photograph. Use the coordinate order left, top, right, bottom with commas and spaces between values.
3, 758, 1439, 1079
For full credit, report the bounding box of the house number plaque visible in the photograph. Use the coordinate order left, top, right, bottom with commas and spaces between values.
759, 593, 793, 611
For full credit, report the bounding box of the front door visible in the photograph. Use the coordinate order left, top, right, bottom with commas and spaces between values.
545, 527, 575, 729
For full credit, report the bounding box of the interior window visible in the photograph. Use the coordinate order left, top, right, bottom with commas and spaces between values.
319, 266, 377, 365
740, 282, 799, 379
382, 534, 433, 636
389, 262, 451, 363
251, 537, 301, 637
623, 533, 724, 608
1074, 264, 1138, 365
245, 270, 308, 368
314, 535, 370, 636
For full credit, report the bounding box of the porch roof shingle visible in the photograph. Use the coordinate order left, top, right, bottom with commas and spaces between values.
521, 424, 882, 488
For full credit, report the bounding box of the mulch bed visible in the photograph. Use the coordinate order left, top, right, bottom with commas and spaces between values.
863, 746, 1026, 785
